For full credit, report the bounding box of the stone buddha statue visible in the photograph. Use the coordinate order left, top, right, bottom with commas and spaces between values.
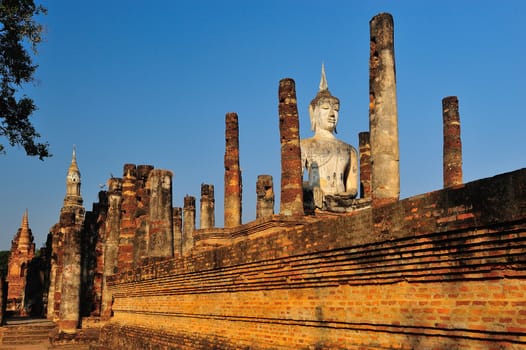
301, 65, 358, 209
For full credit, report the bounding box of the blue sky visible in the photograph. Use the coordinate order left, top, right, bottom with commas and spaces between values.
0, 1, 524, 250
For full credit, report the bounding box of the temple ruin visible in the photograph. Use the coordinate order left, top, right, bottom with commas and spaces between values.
6, 211, 35, 314
1, 11, 525, 350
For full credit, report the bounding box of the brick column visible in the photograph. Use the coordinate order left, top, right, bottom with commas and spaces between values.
133, 165, 153, 264
101, 177, 122, 319
147, 169, 174, 258
91, 190, 108, 317
256, 175, 274, 219
442, 96, 463, 187
224, 112, 242, 227
200, 184, 215, 229
359, 132, 372, 199
369, 13, 400, 206
182, 195, 195, 254
47, 228, 61, 321
118, 164, 137, 270
278, 78, 304, 216
137, 165, 154, 188
58, 213, 81, 333
173, 207, 182, 256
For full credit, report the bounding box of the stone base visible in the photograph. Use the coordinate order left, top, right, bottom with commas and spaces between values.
56, 320, 78, 334
324, 195, 371, 212
51, 322, 102, 348
303, 186, 371, 213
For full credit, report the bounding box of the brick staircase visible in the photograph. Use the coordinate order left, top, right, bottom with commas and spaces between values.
49, 327, 100, 350
0, 318, 101, 350
0, 318, 55, 349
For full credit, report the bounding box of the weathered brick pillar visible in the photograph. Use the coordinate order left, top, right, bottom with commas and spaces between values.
137, 165, 154, 188
278, 78, 304, 216
182, 195, 195, 254
46, 232, 55, 320
369, 13, 400, 206
118, 164, 137, 270
173, 207, 182, 256
224, 112, 242, 227
359, 132, 372, 199
58, 212, 81, 333
256, 175, 274, 219
46, 264, 55, 320
133, 165, 153, 264
200, 184, 215, 229
147, 169, 174, 258
91, 190, 108, 317
47, 227, 61, 321
442, 96, 463, 187
101, 177, 122, 319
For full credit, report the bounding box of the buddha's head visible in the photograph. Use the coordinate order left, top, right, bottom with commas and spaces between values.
309, 65, 340, 134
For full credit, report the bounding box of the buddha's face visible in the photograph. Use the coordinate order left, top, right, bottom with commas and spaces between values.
314, 97, 339, 133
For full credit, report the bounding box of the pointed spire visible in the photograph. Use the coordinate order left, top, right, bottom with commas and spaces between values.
21, 209, 29, 230
18, 209, 31, 249
68, 145, 80, 175
319, 63, 328, 91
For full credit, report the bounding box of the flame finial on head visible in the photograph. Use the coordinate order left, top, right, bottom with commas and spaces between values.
72, 145, 77, 164
309, 64, 341, 133
310, 63, 339, 109
319, 63, 328, 91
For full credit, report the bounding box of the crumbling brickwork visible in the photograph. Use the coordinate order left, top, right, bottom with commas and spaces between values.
101, 177, 122, 319
256, 175, 274, 219
6, 211, 35, 314
133, 165, 154, 264
443, 96, 463, 187
118, 164, 138, 270
147, 169, 174, 258
358, 131, 371, 199
57, 211, 82, 333
182, 195, 196, 254
101, 169, 526, 350
224, 112, 242, 227
46, 148, 85, 334
80, 191, 108, 317
278, 78, 303, 216
172, 207, 183, 256
200, 184, 215, 229
369, 13, 400, 206
46, 154, 179, 327
46, 223, 62, 321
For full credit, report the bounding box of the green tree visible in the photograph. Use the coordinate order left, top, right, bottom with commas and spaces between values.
0, 0, 49, 160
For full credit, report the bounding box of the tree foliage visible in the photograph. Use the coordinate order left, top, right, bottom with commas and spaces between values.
0, 0, 49, 159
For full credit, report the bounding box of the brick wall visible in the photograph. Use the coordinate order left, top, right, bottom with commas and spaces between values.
101, 169, 526, 349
